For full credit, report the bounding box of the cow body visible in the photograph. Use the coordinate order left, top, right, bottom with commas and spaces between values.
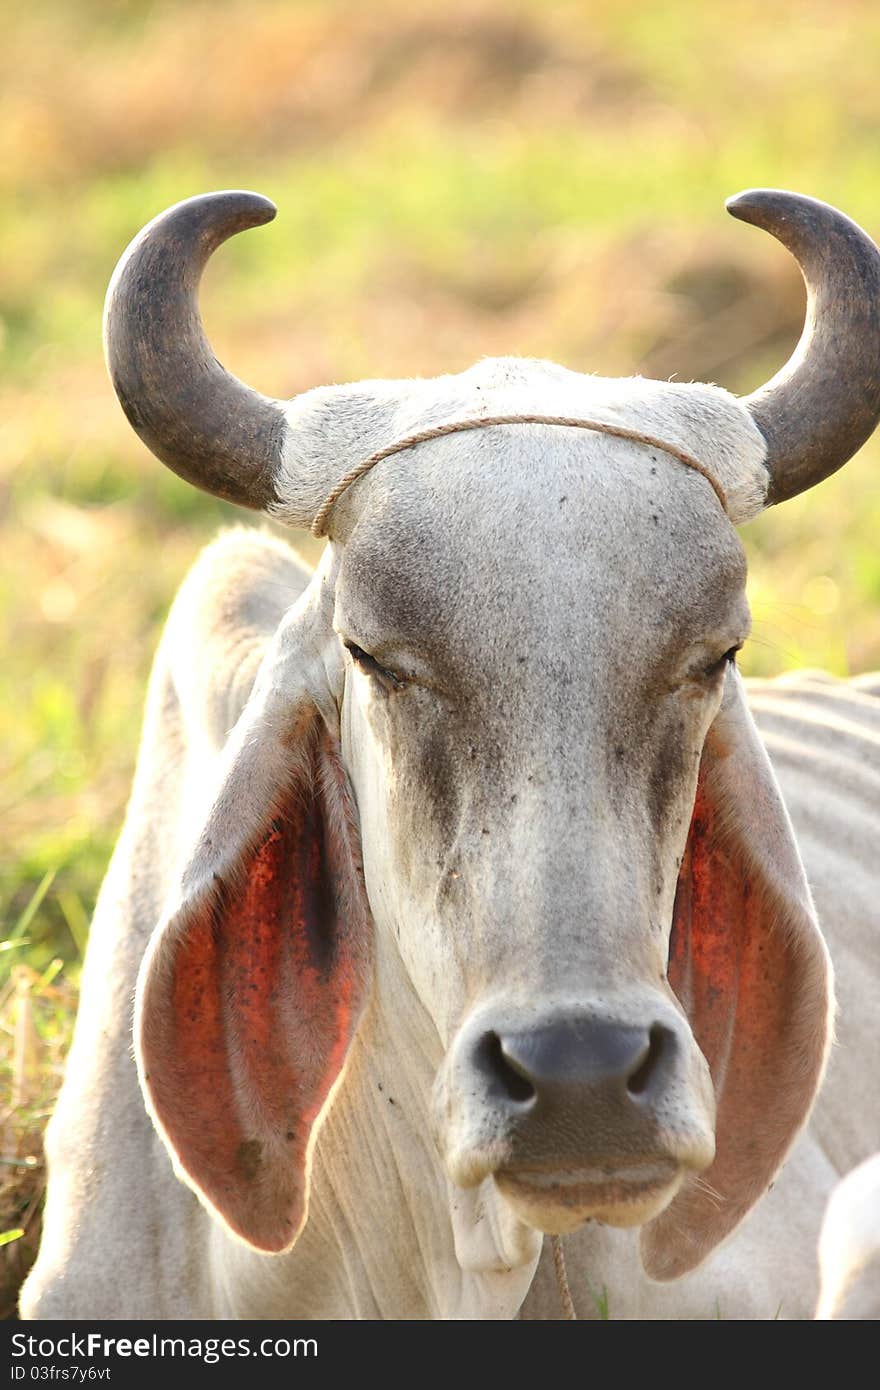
817, 1152, 880, 1319
22, 529, 879, 1321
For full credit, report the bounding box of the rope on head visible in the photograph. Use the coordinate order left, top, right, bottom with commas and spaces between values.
309, 413, 730, 537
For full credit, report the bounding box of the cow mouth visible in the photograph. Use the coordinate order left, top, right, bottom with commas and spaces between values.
493, 1158, 683, 1233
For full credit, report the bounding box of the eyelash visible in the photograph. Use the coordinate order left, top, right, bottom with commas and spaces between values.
344, 639, 743, 691
709, 643, 743, 676
344, 641, 406, 689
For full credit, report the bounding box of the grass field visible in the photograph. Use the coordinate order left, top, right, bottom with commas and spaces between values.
3, 0, 880, 1314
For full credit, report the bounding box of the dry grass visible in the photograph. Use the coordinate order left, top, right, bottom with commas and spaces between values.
1, 889, 78, 1318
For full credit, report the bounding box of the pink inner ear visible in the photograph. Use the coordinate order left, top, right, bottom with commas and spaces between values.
668, 777, 791, 1096
642, 767, 829, 1280
139, 737, 372, 1253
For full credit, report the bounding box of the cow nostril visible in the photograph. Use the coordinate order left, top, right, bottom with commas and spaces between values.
476, 1031, 537, 1105
626, 1024, 671, 1097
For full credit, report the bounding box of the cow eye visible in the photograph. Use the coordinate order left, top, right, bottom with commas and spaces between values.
706, 642, 743, 678
343, 640, 407, 690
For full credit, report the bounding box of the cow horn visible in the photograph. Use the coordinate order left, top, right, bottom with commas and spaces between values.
103, 191, 286, 511
727, 189, 880, 506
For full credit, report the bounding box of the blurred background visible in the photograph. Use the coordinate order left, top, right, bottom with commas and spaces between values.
2, 0, 880, 1311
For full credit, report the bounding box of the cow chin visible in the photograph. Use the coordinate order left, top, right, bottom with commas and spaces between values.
493, 1160, 685, 1235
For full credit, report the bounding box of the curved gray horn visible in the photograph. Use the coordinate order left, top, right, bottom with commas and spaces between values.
727, 189, 880, 506
104, 191, 286, 510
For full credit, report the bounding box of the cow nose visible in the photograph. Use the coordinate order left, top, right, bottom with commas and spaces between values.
474, 1017, 673, 1114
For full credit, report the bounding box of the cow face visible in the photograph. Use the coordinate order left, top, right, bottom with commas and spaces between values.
330, 414, 742, 1237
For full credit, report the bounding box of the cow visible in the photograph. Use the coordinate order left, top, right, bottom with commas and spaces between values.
20, 189, 880, 1319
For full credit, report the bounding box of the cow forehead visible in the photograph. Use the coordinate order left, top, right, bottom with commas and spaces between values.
280, 356, 770, 529
333, 426, 748, 682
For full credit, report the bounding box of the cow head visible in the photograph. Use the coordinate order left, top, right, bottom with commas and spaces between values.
106, 190, 880, 1282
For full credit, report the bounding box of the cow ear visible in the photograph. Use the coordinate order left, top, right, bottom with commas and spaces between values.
134, 683, 372, 1255
641, 670, 833, 1281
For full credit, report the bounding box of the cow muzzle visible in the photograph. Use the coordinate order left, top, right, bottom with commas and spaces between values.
435, 998, 716, 1235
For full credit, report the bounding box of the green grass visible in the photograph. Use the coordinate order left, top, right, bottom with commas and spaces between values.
586, 1278, 611, 1320
3, 0, 880, 1316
